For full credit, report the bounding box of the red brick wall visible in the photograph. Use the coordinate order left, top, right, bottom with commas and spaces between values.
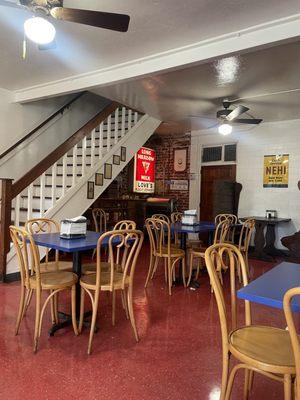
145, 134, 191, 211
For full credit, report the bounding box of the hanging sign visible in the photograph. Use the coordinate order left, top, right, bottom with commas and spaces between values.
133, 147, 156, 193
263, 154, 289, 188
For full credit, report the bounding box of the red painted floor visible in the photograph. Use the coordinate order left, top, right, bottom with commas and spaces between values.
0, 244, 298, 399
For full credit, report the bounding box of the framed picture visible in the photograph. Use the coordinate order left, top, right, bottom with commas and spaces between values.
113, 155, 120, 165
95, 173, 103, 186
173, 148, 188, 172
87, 181, 94, 199
104, 163, 112, 179
120, 146, 126, 162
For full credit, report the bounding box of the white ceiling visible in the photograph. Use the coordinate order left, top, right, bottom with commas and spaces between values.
1, 0, 300, 90
92, 40, 300, 131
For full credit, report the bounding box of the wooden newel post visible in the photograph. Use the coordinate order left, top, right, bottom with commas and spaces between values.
0, 179, 13, 282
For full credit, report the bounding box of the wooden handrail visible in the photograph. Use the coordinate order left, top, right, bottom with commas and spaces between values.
11, 101, 119, 199
0, 92, 85, 161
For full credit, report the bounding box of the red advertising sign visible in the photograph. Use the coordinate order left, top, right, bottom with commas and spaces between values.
133, 147, 156, 193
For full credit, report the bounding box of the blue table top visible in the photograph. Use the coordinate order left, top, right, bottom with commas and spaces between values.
171, 222, 215, 234
32, 231, 101, 253
237, 262, 300, 313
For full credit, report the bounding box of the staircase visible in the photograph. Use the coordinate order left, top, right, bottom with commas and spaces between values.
3, 102, 161, 276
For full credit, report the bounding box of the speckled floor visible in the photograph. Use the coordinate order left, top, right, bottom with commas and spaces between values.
0, 244, 296, 400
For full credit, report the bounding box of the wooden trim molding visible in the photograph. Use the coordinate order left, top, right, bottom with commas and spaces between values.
0, 179, 13, 281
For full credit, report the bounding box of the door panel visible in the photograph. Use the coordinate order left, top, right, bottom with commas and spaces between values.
200, 165, 236, 221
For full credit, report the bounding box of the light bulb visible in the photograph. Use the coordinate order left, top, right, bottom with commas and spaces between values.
24, 17, 56, 45
218, 123, 232, 135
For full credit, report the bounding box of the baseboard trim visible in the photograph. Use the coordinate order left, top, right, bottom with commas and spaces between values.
5, 272, 20, 283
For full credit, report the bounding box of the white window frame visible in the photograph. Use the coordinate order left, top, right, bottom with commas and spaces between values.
201, 142, 237, 166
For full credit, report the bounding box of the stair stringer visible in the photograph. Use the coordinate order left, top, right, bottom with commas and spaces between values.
6, 114, 161, 275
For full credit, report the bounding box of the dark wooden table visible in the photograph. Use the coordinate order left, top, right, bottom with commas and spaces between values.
241, 216, 291, 261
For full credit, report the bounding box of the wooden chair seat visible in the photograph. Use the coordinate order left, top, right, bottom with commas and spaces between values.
156, 246, 185, 258
29, 271, 78, 290
80, 272, 130, 291
39, 261, 73, 274
229, 325, 297, 374
82, 262, 122, 275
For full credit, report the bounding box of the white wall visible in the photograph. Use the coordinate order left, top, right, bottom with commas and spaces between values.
0, 87, 72, 156
190, 119, 300, 248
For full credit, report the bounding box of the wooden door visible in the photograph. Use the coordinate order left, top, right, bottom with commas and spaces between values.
200, 165, 236, 221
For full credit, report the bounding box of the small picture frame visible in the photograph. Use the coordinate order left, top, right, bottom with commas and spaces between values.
113, 155, 120, 165
104, 163, 112, 179
95, 173, 103, 186
87, 181, 94, 199
120, 146, 126, 162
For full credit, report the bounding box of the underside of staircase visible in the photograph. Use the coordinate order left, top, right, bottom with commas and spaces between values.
0, 95, 161, 277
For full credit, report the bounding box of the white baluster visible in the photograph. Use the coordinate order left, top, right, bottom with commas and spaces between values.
128, 109, 132, 130
82, 137, 87, 176
62, 154, 67, 196
15, 194, 20, 227
107, 115, 111, 153
72, 145, 78, 187
91, 129, 96, 167
114, 109, 119, 145
134, 111, 138, 125
27, 183, 33, 220
39, 173, 45, 217
99, 122, 103, 160
51, 162, 57, 205
121, 107, 126, 137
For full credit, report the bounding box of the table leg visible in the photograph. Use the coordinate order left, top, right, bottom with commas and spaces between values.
250, 221, 273, 262
264, 224, 286, 257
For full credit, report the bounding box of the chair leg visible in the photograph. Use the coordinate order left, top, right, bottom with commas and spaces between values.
220, 352, 230, 400
224, 364, 241, 400
71, 285, 78, 336
24, 288, 33, 316
182, 257, 187, 287
112, 290, 116, 326
33, 289, 41, 353
88, 290, 100, 355
151, 256, 159, 280
284, 374, 292, 400
50, 291, 56, 325
15, 285, 26, 335
127, 285, 139, 342
243, 369, 250, 400
187, 252, 194, 286
79, 287, 85, 334
164, 258, 168, 283
168, 258, 172, 295
144, 253, 154, 288
121, 289, 129, 319
54, 292, 59, 324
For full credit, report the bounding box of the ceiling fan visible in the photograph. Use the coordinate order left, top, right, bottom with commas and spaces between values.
191, 99, 263, 134
0, 0, 130, 51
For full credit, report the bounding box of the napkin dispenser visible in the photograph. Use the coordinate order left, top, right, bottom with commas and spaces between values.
60, 216, 87, 239
182, 210, 198, 226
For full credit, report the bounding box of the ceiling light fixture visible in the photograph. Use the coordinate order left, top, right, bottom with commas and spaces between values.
24, 17, 56, 45
218, 123, 232, 135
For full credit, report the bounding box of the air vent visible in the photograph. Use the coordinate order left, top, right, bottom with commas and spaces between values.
202, 146, 222, 163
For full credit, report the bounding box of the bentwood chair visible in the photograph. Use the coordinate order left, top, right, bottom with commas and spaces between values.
25, 218, 72, 273
187, 220, 230, 286
171, 212, 182, 246
10, 226, 78, 353
237, 218, 255, 279
82, 220, 137, 275
92, 208, 107, 232
145, 218, 186, 295
152, 214, 171, 224
204, 243, 297, 400
215, 213, 238, 243
79, 229, 144, 354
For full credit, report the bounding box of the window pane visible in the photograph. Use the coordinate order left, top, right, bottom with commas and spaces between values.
202, 146, 222, 162
224, 144, 237, 162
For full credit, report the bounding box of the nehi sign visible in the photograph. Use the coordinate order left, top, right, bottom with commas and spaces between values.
133, 147, 156, 193
263, 154, 289, 188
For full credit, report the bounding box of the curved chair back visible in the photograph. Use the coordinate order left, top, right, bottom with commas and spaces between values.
215, 214, 238, 225
92, 208, 107, 233
283, 287, 300, 398
213, 220, 230, 245
94, 229, 144, 291
146, 217, 171, 257
10, 226, 41, 288
152, 214, 170, 224
171, 212, 183, 223
205, 243, 251, 334
25, 218, 60, 266
113, 220, 136, 230
238, 218, 255, 252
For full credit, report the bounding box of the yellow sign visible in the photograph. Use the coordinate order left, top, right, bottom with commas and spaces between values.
263, 154, 289, 188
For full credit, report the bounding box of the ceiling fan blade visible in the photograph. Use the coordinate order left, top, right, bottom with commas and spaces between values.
50, 7, 130, 32
189, 115, 216, 120
0, 0, 25, 9
233, 118, 263, 124
38, 40, 57, 51
226, 105, 249, 121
